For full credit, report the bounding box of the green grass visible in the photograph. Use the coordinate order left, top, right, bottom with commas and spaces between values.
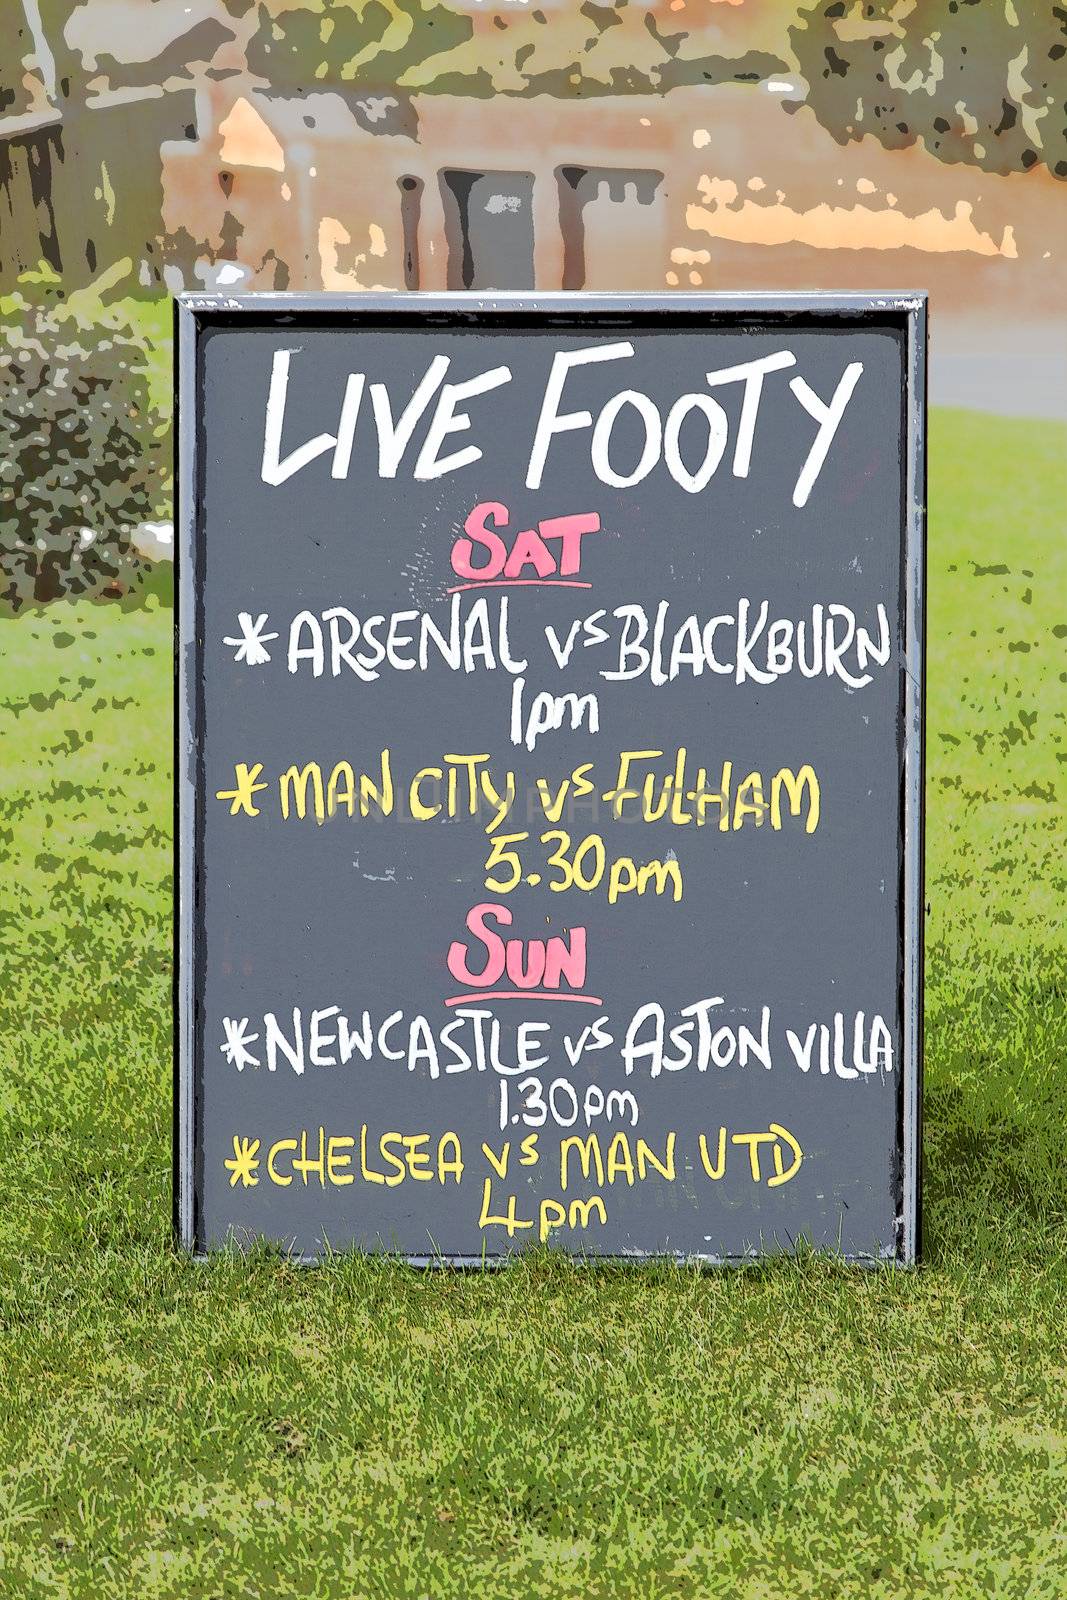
0, 407, 1064, 1598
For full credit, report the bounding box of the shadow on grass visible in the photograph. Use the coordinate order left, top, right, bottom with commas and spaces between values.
921, 952, 1067, 1263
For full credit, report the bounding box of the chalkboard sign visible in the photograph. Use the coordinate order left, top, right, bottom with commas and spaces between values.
176, 293, 925, 1265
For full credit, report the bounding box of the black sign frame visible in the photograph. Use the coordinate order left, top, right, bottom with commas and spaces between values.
174, 292, 926, 1266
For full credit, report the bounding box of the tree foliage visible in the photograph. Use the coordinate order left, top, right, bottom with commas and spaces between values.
0, 286, 164, 612
236, 0, 785, 99
791, 0, 1067, 180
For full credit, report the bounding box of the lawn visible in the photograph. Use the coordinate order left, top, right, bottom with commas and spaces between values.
0, 406, 1064, 1599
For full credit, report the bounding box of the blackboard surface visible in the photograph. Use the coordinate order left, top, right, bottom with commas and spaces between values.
176, 294, 925, 1265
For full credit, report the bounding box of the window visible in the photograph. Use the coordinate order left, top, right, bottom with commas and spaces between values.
398, 174, 422, 291
439, 168, 534, 291
557, 165, 664, 290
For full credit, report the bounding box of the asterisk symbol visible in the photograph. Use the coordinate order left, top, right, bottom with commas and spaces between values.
220, 1017, 261, 1071
215, 761, 268, 817
223, 612, 278, 666
224, 1135, 261, 1188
